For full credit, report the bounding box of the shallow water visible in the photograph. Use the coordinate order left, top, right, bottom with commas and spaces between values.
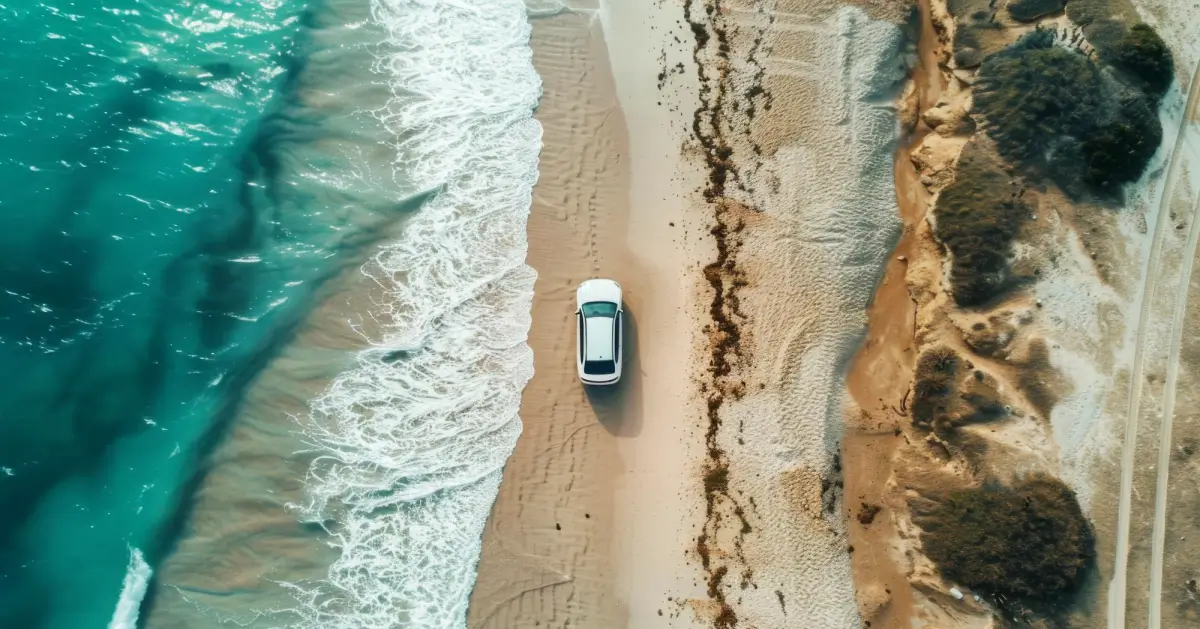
1, 0, 541, 627
0, 1, 316, 626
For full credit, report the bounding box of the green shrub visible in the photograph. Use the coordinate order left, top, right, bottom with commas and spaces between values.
933, 144, 1029, 306
912, 347, 960, 428
1082, 92, 1163, 191
974, 29, 1165, 196
1007, 0, 1065, 22
1067, 0, 1174, 99
917, 475, 1095, 614
974, 32, 1103, 164
1106, 23, 1174, 102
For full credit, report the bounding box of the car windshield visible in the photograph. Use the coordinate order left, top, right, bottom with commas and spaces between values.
581, 301, 617, 318
583, 359, 616, 375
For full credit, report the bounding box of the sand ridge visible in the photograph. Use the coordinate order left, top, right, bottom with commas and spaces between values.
675, 0, 911, 627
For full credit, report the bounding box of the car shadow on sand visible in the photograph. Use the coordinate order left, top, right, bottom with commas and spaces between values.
583, 304, 642, 438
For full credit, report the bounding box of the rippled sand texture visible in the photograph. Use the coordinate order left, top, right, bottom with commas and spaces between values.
681, 1, 909, 627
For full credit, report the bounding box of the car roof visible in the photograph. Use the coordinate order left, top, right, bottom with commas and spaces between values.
583, 317, 614, 362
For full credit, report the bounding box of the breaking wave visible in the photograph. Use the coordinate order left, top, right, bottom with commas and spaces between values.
286, 0, 541, 626
107, 548, 152, 629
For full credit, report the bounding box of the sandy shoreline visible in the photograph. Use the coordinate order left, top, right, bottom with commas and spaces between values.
472, 0, 912, 626
468, 3, 710, 627
474, 0, 1200, 626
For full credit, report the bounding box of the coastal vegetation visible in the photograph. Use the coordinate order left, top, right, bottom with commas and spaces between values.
899, 3, 1163, 626
1007, 0, 1065, 23
916, 475, 1095, 618
912, 346, 960, 430
1106, 23, 1174, 102
1068, 0, 1175, 103
932, 142, 1029, 306
974, 29, 1164, 196
911, 344, 1009, 441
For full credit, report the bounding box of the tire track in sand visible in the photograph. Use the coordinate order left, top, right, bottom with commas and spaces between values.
1109, 64, 1200, 629
1147, 65, 1200, 629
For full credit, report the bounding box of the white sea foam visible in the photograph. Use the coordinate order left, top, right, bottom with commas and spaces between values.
285, 0, 541, 627
107, 547, 152, 629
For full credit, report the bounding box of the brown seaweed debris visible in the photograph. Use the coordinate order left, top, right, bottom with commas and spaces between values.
682, 0, 768, 624
857, 502, 882, 526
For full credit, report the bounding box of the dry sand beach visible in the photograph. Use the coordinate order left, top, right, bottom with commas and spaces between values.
472, 0, 912, 627
468, 3, 711, 626
475, 0, 1200, 627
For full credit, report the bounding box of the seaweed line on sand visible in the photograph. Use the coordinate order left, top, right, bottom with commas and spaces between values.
682, 0, 766, 626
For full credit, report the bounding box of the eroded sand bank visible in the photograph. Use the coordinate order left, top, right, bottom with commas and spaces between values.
838, 0, 1200, 624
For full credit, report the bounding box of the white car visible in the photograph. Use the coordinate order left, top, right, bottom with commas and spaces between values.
576, 279, 624, 385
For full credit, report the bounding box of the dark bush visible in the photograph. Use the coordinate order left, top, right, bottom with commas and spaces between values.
918, 475, 1095, 614
933, 144, 1030, 306
912, 346, 960, 428
974, 32, 1103, 164
1106, 23, 1174, 102
1082, 92, 1163, 191
974, 29, 1165, 196
1007, 0, 1065, 22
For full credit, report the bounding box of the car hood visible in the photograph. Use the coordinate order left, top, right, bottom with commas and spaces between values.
577, 279, 621, 307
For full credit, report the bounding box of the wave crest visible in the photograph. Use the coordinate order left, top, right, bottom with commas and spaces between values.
286, 0, 541, 627
108, 548, 152, 629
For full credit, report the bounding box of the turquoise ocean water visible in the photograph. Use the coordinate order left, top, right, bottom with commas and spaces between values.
0, 0, 544, 627
2, 1, 343, 627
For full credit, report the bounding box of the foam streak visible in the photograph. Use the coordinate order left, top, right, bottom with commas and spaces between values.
287, 1, 542, 627
107, 548, 152, 629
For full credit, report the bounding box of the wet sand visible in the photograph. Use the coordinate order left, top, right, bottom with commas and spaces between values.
467, 4, 710, 627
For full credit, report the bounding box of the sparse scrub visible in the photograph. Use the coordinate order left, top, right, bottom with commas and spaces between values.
947, 0, 1008, 68
912, 346, 960, 429
1106, 23, 1174, 102
974, 29, 1165, 196
933, 143, 1029, 306
1006, 0, 1064, 22
916, 475, 1095, 617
